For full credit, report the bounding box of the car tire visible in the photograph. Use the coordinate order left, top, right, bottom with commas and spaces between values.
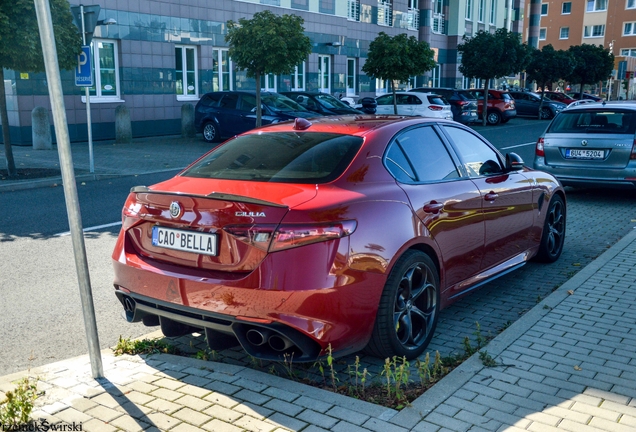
486, 111, 502, 125
535, 194, 566, 263
540, 107, 553, 120
203, 122, 220, 143
365, 250, 440, 360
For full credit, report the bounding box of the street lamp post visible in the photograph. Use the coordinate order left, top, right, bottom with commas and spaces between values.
608, 40, 615, 101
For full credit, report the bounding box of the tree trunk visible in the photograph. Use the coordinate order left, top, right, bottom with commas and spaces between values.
255, 71, 262, 127
392, 80, 398, 115
0, 68, 17, 178
482, 79, 489, 126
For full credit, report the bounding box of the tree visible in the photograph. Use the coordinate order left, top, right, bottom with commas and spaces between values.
225, 10, 312, 127
361, 32, 436, 115
566, 44, 614, 100
458, 28, 531, 126
525, 44, 575, 118
0, 0, 81, 178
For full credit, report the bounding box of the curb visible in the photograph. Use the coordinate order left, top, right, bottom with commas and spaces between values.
386, 227, 636, 429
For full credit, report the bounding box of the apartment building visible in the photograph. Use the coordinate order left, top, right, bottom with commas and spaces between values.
525, 0, 636, 96
3, 0, 522, 145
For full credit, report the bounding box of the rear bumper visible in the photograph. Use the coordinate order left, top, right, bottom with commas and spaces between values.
456, 110, 479, 124
502, 109, 517, 120
112, 239, 385, 361
533, 157, 636, 189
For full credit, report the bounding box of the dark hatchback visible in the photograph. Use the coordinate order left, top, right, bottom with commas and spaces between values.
279, 91, 363, 115
194, 91, 318, 142
410, 87, 478, 124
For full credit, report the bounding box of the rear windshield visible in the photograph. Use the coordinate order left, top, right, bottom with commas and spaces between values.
427, 95, 449, 105
182, 132, 364, 183
547, 110, 636, 134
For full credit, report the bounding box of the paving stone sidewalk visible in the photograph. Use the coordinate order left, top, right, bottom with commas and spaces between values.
1, 229, 635, 431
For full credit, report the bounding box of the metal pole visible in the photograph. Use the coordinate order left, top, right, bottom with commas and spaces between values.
80, 4, 95, 173
33, 0, 103, 378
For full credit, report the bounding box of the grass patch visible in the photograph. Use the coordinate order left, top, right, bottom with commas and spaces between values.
113, 336, 181, 356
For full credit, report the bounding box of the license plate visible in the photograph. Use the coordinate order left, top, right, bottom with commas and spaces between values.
152, 226, 217, 256
565, 149, 605, 159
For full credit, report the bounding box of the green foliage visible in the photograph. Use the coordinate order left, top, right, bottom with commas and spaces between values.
362, 32, 436, 114
458, 28, 530, 125
566, 44, 614, 97
225, 10, 311, 126
113, 336, 180, 356
526, 45, 576, 117
0, 0, 81, 72
0, 377, 38, 426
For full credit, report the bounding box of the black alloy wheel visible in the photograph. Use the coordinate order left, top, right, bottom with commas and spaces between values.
540, 107, 553, 119
487, 110, 502, 125
536, 194, 566, 262
365, 250, 440, 359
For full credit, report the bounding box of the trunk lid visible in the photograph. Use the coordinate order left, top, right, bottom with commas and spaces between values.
122, 178, 317, 272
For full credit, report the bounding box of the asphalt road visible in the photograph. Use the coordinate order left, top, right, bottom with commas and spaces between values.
1, 117, 632, 377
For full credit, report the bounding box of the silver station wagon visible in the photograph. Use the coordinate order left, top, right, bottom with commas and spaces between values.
533, 101, 636, 188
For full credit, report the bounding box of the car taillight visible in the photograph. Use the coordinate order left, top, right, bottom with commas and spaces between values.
122, 194, 143, 229
631, 140, 636, 160
457, 100, 470, 106
225, 220, 357, 252
536, 138, 545, 157
428, 105, 444, 111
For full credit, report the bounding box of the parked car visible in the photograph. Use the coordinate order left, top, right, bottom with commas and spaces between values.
279, 91, 363, 115
534, 101, 636, 188
567, 92, 603, 102
508, 91, 567, 119
370, 92, 453, 120
194, 91, 318, 143
542, 91, 576, 105
112, 115, 566, 362
410, 87, 479, 124
465, 88, 517, 125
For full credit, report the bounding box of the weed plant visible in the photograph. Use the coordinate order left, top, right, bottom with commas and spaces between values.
0, 377, 38, 426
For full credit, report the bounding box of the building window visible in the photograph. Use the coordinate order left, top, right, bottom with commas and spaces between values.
260, 0, 280, 5
625, 22, 636, 35
175, 45, 198, 99
289, 63, 305, 91
261, 73, 276, 91
562, 2, 571, 13
560, 27, 570, 39
621, 48, 636, 56
318, 55, 331, 93
490, 0, 496, 24
319, 0, 335, 14
347, 0, 360, 20
347, 58, 356, 96
584, 24, 605, 37
587, 0, 607, 12
466, 0, 473, 20
541, 3, 548, 15
539, 28, 547, 40
212, 48, 232, 91
89, 39, 120, 100
407, 0, 419, 29
378, 0, 393, 26
629, 0, 636, 9
291, 0, 309, 10
477, 0, 484, 21
375, 78, 389, 95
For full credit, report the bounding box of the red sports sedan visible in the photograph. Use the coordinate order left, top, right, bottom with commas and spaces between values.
112, 116, 566, 361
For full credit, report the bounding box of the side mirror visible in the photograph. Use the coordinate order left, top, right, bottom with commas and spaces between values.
506, 152, 524, 171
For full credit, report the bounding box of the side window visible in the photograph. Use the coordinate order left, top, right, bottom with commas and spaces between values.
239, 94, 257, 112
396, 94, 411, 105
219, 93, 239, 109
442, 126, 503, 177
386, 142, 416, 183
408, 95, 423, 105
376, 95, 393, 105
386, 126, 460, 183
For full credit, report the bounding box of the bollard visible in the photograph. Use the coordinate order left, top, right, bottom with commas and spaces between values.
181, 103, 196, 138
115, 105, 132, 144
32, 106, 52, 150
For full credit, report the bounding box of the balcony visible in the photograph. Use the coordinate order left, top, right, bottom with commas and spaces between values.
432, 12, 445, 34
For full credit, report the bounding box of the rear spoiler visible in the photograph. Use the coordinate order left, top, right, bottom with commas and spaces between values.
130, 185, 288, 208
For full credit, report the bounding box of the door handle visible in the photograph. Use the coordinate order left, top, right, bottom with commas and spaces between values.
423, 201, 444, 214
484, 192, 499, 201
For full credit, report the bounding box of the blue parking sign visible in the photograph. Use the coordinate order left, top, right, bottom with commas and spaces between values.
75, 45, 93, 87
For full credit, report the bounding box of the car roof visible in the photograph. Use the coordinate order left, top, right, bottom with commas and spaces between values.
242, 114, 454, 137
279, 91, 331, 96
564, 100, 636, 111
